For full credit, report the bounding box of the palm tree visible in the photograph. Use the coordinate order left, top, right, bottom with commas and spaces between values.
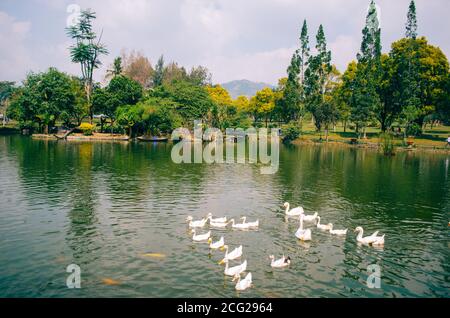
105, 57, 123, 81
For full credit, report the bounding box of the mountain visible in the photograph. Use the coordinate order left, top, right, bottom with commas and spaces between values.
221, 80, 274, 99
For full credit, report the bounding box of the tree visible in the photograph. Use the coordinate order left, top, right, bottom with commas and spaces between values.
406, 0, 418, 40
351, 0, 382, 138
152, 55, 165, 87
163, 62, 187, 85
9, 68, 76, 133
299, 20, 310, 85
67, 9, 108, 124
249, 87, 276, 127
152, 80, 214, 126
188, 66, 212, 86
390, 37, 449, 130
105, 57, 123, 81
278, 51, 301, 123
121, 50, 154, 88
304, 25, 332, 139
0, 81, 16, 126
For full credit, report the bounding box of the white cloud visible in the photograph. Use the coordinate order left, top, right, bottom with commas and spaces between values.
0, 11, 35, 82
1, 0, 449, 85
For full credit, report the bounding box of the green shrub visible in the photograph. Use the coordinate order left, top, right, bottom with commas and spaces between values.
406, 123, 422, 137
380, 132, 395, 156
282, 122, 301, 144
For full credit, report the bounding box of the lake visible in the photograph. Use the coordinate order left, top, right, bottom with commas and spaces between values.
0, 135, 449, 297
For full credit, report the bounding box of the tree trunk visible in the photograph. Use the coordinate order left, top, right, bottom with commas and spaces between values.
129, 126, 132, 138
343, 119, 347, 133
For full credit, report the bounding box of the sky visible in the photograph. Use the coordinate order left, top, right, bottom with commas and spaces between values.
0, 0, 449, 86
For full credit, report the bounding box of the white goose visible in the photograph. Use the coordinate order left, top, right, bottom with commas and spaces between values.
329, 224, 348, 236
295, 215, 312, 241
208, 236, 225, 250
241, 217, 259, 229
302, 212, 318, 222
269, 255, 291, 268
219, 245, 243, 264
206, 213, 227, 224
224, 259, 247, 277
354, 227, 385, 246
186, 216, 208, 228
283, 202, 304, 217
191, 230, 211, 242
233, 272, 252, 291
316, 216, 332, 231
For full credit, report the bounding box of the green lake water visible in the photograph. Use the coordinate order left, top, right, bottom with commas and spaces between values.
0, 135, 449, 297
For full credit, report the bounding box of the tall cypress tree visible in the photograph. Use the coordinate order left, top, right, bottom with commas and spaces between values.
305, 25, 332, 139
401, 0, 421, 136
299, 20, 310, 85
406, 0, 418, 40
351, 0, 381, 138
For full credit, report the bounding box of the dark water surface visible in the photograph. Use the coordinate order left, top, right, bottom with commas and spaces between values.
0, 135, 448, 297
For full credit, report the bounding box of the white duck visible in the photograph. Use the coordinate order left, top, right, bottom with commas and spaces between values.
191, 230, 211, 242
210, 220, 230, 228
186, 216, 208, 228
229, 218, 259, 230
295, 215, 312, 241
233, 272, 252, 291
224, 260, 247, 277
208, 236, 225, 250
219, 245, 243, 264
354, 227, 385, 246
329, 224, 348, 236
316, 216, 332, 231
302, 212, 318, 222
283, 202, 304, 217
269, 255, 291, 268
206, 213, 227, 224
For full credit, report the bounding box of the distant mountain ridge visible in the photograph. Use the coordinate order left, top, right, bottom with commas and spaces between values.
221, 80, 274, 99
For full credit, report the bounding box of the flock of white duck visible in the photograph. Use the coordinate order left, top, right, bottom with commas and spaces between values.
186, 203, 385, 292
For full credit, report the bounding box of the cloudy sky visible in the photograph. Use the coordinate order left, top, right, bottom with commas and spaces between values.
0, 0, 449, 85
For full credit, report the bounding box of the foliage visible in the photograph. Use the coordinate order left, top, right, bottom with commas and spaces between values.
282, 122, 301, 144
79, 123, 95, 136
121, 50, 153, 87
66, 9, 108, 122
8, 68, 76, 133
380, 132, 395, 156
249, 87, 276, 126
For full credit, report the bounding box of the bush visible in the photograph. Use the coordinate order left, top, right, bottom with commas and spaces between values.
79, 123, 95, 136
380, 132, 395, 156
282, 122, 301, 144
406, 123, 422, 137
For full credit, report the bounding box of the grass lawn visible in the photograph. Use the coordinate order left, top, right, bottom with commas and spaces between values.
298, 122, 450, 149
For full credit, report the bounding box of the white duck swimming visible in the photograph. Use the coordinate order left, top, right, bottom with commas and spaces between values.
316, 216, 332, 231
186, 216, 208, 228
210, 220, 230, 228
302, 212, 318, 222
206, 213, 227, 224
283, 202, 304, 217
229, 217, 259, 230
233, 272, 252, 291
224, 259, 247, 277
219, 245, 243, 264
191, 230, 211, 242
329, 224, 348, 236
269, 255, 291, 268
208, 236, 225, 250
354, 227, 385, 246
295, 215, 312, 241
